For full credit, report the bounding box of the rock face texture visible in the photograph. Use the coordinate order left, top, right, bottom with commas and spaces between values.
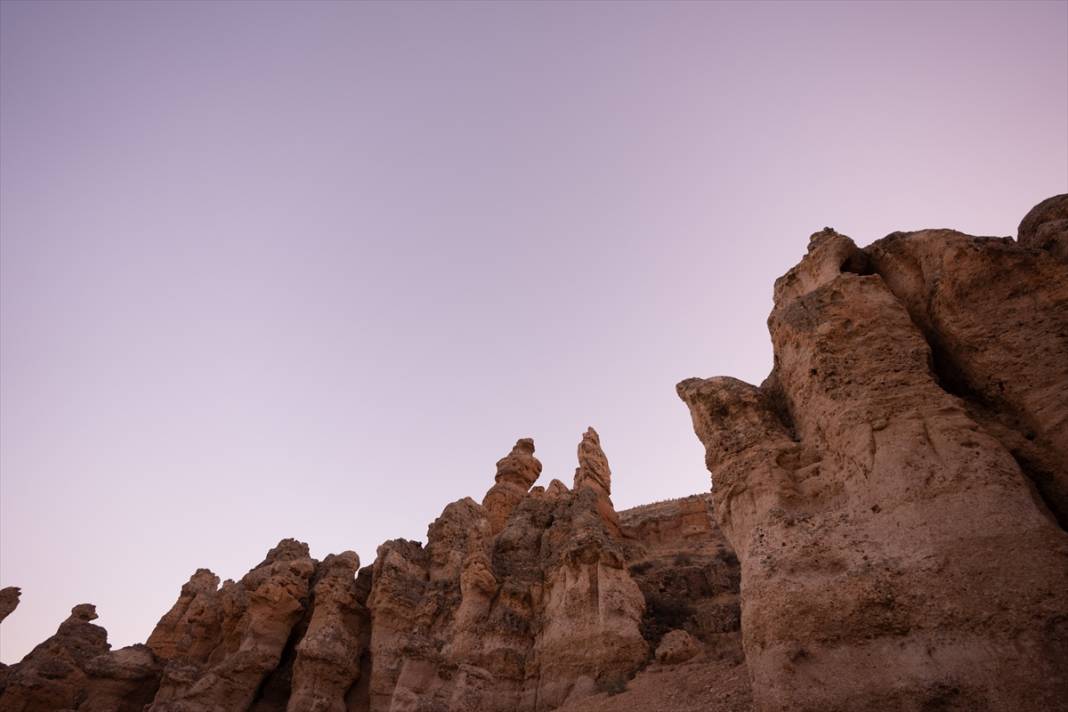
0, 588, 19, 625
365, 432, 648, 712
0, 604, 161, 712
3, 194, 1065, 712
678, 195, 1068, 711
1018, 193, 1068, 261
0, 436, 740, 712
147, 539, 319, 711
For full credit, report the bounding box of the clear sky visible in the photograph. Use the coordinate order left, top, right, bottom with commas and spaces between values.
1, 0, 1065, 663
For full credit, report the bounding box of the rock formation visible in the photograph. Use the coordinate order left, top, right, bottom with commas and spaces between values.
0, 433, 739, 711
482, 437, 543, 534
147, 539, 318, 711
1018, 192, 1068, 261
678, 194, 1068, 711
364, 430, 649, 711
0, 604, 161, 712
0, 588, 19, 625
3, 194, 1066, 712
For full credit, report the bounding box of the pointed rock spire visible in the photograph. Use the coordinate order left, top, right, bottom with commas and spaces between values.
573, 427, 611, 496
494, 437, 542, 488
483, 437, 542, 534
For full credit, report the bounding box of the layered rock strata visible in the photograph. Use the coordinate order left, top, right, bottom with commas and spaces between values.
678, 194, 1068, 711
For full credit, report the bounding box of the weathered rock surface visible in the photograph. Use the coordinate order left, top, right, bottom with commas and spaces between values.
0, 433, 738, 712
0, 587, 19, 625
482, 437, 543, 534
365, 430, 650, 711
288, 551, 367, 712
0, 603, 162, 712
1018, 192, 1068, 261
679, 196, 1068, 711
655, 630, 700, 664
147, 538, 317, 711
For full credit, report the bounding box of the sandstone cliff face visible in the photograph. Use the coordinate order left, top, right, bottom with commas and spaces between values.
365, 432, 649, 712
678, 195, 1068, 711
147, 539, 319, 712
554, 495, 749, 712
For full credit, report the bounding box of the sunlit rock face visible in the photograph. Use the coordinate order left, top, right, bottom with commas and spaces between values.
679, 194, 1068, 712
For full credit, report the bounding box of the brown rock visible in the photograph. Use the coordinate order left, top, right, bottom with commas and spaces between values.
866, 226, 1068, 527
545, 479, 570, 498
573, 427, 611, 496
2, 445, 738, 712
0, 603, 162, 712
81, 644, 163, 712
18, 199, 1065, 711
146, 568, 223, 663
0, 586, 19, 625
288, 551, 367, 712
148, 539, 316, 711
362, 432, 655, 711
619, 495, 741, 656
1018, 192, 1068, 260
679, 214, 1068, 711
482, 438, 542, 534
572, 428, 622, 538
655, 629, 700, 664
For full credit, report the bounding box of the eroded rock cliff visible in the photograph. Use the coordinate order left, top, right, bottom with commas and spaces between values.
679, 194, 1068, 711
0, 432, 739, 712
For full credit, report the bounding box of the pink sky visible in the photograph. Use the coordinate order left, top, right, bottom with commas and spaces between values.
1, 0, 1066, 662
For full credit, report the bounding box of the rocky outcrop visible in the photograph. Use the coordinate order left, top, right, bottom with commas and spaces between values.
147, 539, 317, 711
482, 438, 543, 534
557, 495, 750, 712
678, 197, 1068, 711
573, 428, 611, 495
1018, 192, 1068, 261
655, 629, 700, 664
365, 430, 649, 711
0, 604, 162, 712
619, 495, 741, 655
145, 568, 224, 663
288, 551, 367, 712
0, 430, 739, 712
0, 587, 19, 625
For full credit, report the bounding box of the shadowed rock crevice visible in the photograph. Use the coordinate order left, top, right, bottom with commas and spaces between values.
863, 225, 1068, 529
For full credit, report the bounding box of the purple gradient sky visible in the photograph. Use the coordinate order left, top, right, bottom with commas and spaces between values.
1, 0, 1066, 662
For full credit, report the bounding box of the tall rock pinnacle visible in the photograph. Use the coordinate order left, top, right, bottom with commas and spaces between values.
482, 437, 542, 533
573, 427, 611, 496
